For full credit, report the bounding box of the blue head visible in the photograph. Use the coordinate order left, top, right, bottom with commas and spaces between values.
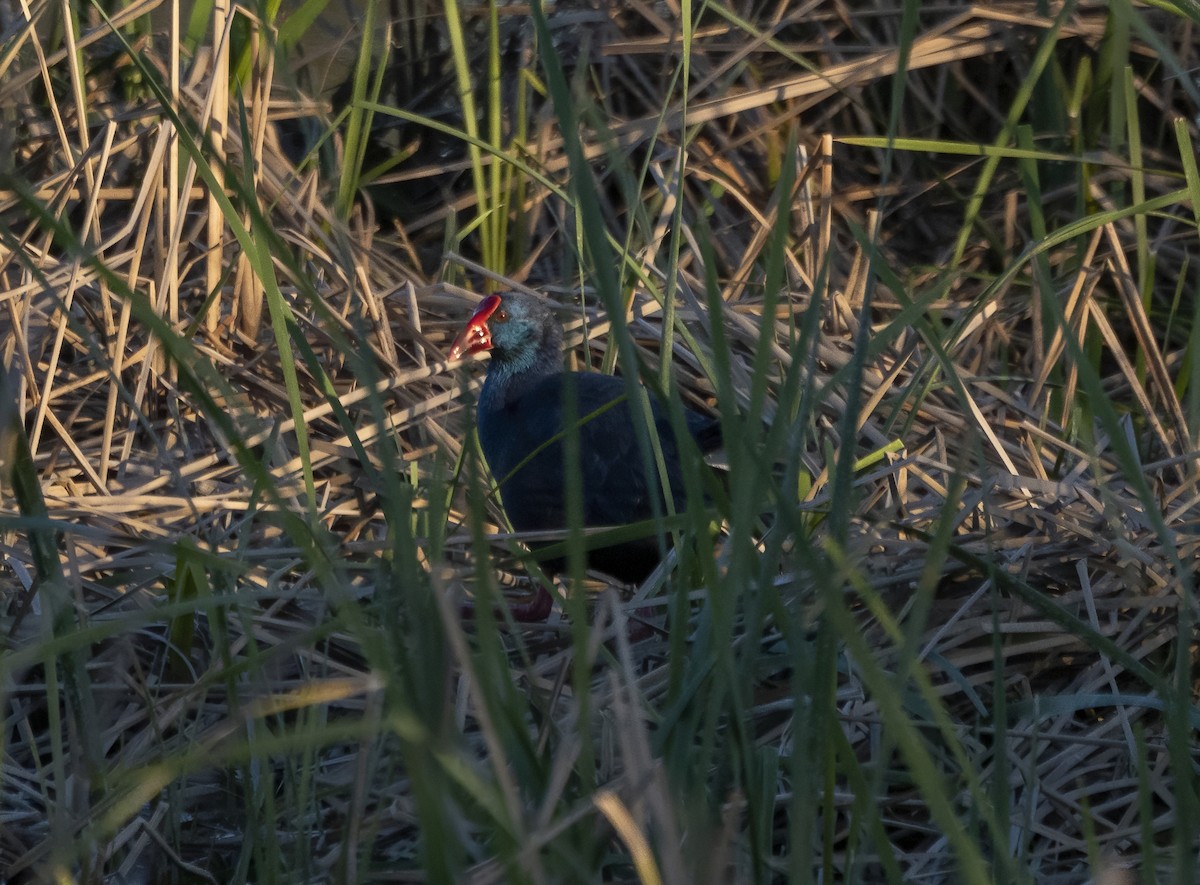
449, 291, 564, 384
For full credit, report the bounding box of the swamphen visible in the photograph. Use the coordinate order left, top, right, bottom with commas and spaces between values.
449, 291, 719, 585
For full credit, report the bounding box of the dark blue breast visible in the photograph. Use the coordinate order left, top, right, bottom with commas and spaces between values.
476, 371, 716, 582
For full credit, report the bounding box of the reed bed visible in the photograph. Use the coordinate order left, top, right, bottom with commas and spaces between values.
1, 1, 1197, 882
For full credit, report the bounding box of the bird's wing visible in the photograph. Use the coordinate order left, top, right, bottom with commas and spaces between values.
482, 372, 709, 530
567, 375, 693, 524
475, 364, 721, 582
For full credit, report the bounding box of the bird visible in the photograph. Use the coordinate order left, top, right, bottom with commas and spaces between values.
448, 291, 720, 587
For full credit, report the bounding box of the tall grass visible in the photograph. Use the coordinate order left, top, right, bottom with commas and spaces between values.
1, 1, 1198, 882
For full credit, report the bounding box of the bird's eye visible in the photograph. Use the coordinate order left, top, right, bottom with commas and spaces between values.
494, 309, 509, 323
